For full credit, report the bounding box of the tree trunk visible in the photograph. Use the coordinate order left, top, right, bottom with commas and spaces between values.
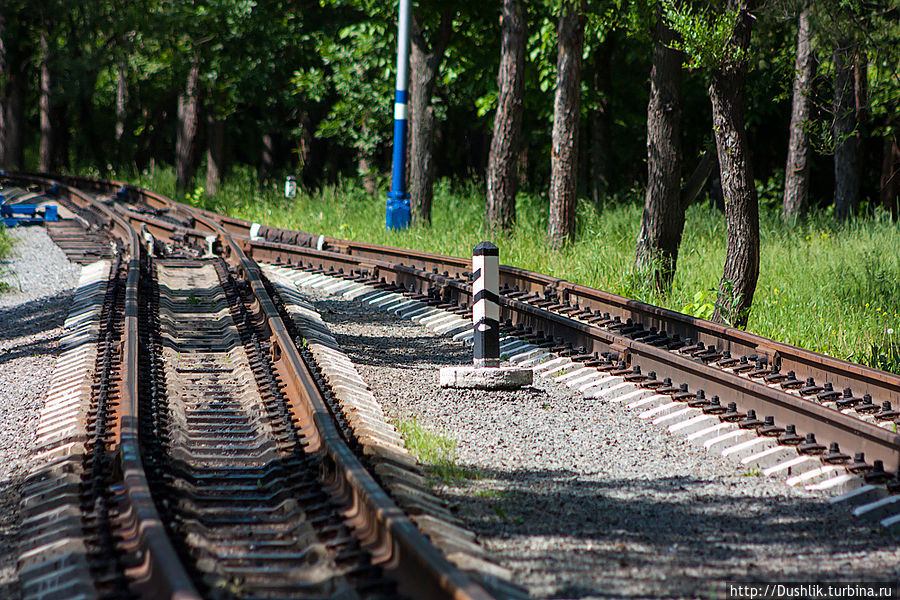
115, 56, 128, 157
39, 27, 53, 173
547, 1, 586, 250
486, 0, 526, 231
709, 0, 758, 329
357, 121, 376, 195
854, 50, 868, 199
260, 131, 274, 182
634, 4, 683, 292
782, 3, 814, 223
517, 144, 529, 191
833, 45, 857, 221
53, 103, 69, 169
0, 9, 5, 168
408, 12, 451, 226
681, 143, 715, 207
881, 124, 899, 219
205, 113, 224, 197
0, 9, 25, 171
590, 34, 613, 206
176, 62, 201, 191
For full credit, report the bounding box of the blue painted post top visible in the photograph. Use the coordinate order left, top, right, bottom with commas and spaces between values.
386, 0, 411, 230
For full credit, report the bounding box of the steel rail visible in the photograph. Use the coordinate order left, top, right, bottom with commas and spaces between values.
13, 173, 900, 469
42, 178, 202, 599
11, 172, 495, 600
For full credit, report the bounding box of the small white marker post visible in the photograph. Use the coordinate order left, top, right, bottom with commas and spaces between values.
440, 242, 532, 389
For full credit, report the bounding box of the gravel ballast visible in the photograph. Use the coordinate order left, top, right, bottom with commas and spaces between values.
0, 226, 82, 599
302, 284, 900, 599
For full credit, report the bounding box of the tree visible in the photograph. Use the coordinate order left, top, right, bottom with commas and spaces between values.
408, 11, 452, 226
634, 2, 683, 293
881, 121, 899, 218
589, 33, 614, 205
667, 0, 759, 327
833, 41, 858, 220
548, 0, 586, 250
175, 59, 200, 191
708, 0, 758, 327
0, 3, 28, 170
486, 0, 527, 231
39, 22, 53, 172
782, 1, 815, 223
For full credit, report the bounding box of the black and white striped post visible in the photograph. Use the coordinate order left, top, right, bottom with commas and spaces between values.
473, 241, 500, 368
439, 241, 532, 389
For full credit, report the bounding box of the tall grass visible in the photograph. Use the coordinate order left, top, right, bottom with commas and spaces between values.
123, 166, 900, 374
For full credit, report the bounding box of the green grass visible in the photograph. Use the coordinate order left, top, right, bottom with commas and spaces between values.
120, 165, 900, 374
393, 416, 475, 484
0, 226, 13, 293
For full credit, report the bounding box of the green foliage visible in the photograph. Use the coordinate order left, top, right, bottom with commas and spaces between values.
682, 289, 716, 320
299, 22, 393, 160
663, 0, 745, 69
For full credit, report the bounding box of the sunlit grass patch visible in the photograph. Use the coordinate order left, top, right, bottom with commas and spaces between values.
393, 416, 475, 484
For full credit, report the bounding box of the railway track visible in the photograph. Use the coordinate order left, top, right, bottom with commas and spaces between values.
9, 175, 502, 600
5, 171, 900, 597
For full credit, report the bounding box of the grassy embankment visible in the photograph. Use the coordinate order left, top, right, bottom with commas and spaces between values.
126, 167, 900, 374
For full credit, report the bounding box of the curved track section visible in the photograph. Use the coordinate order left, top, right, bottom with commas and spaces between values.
10, 173, 495, 600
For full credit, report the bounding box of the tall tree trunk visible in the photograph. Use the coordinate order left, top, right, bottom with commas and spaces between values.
782, 3, 814, 223
53, 103, 69, 169
547, 1, 586, 250
176, 61, 201, 191
833, 44, 857, 221
634, 4, 683, 292
486, 0, 526, 231
0, 9, 25, 171
710, 0, 758, 328
39, 27, 53, 173
854, 50, 868, 199
260, 131, 274, 182
205, 113, 224, 197
115, 56, 128, 159
357, 122, 376, 194
881, 122, 899, 219
408, 12, 451, 226
590, 34, 613, 206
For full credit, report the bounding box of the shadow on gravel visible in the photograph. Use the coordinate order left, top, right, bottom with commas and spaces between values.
438, 465, 900, 597
0, 472, 23, 600
0, 295, 71, 363
332, 330, 469, 368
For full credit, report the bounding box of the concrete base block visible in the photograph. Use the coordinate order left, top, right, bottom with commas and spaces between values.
439, 366, 533, 390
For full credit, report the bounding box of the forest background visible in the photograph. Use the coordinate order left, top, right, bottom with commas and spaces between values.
0, 0, 898, 371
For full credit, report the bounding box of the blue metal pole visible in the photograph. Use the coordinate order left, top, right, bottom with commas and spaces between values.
386, 0, 411, 230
